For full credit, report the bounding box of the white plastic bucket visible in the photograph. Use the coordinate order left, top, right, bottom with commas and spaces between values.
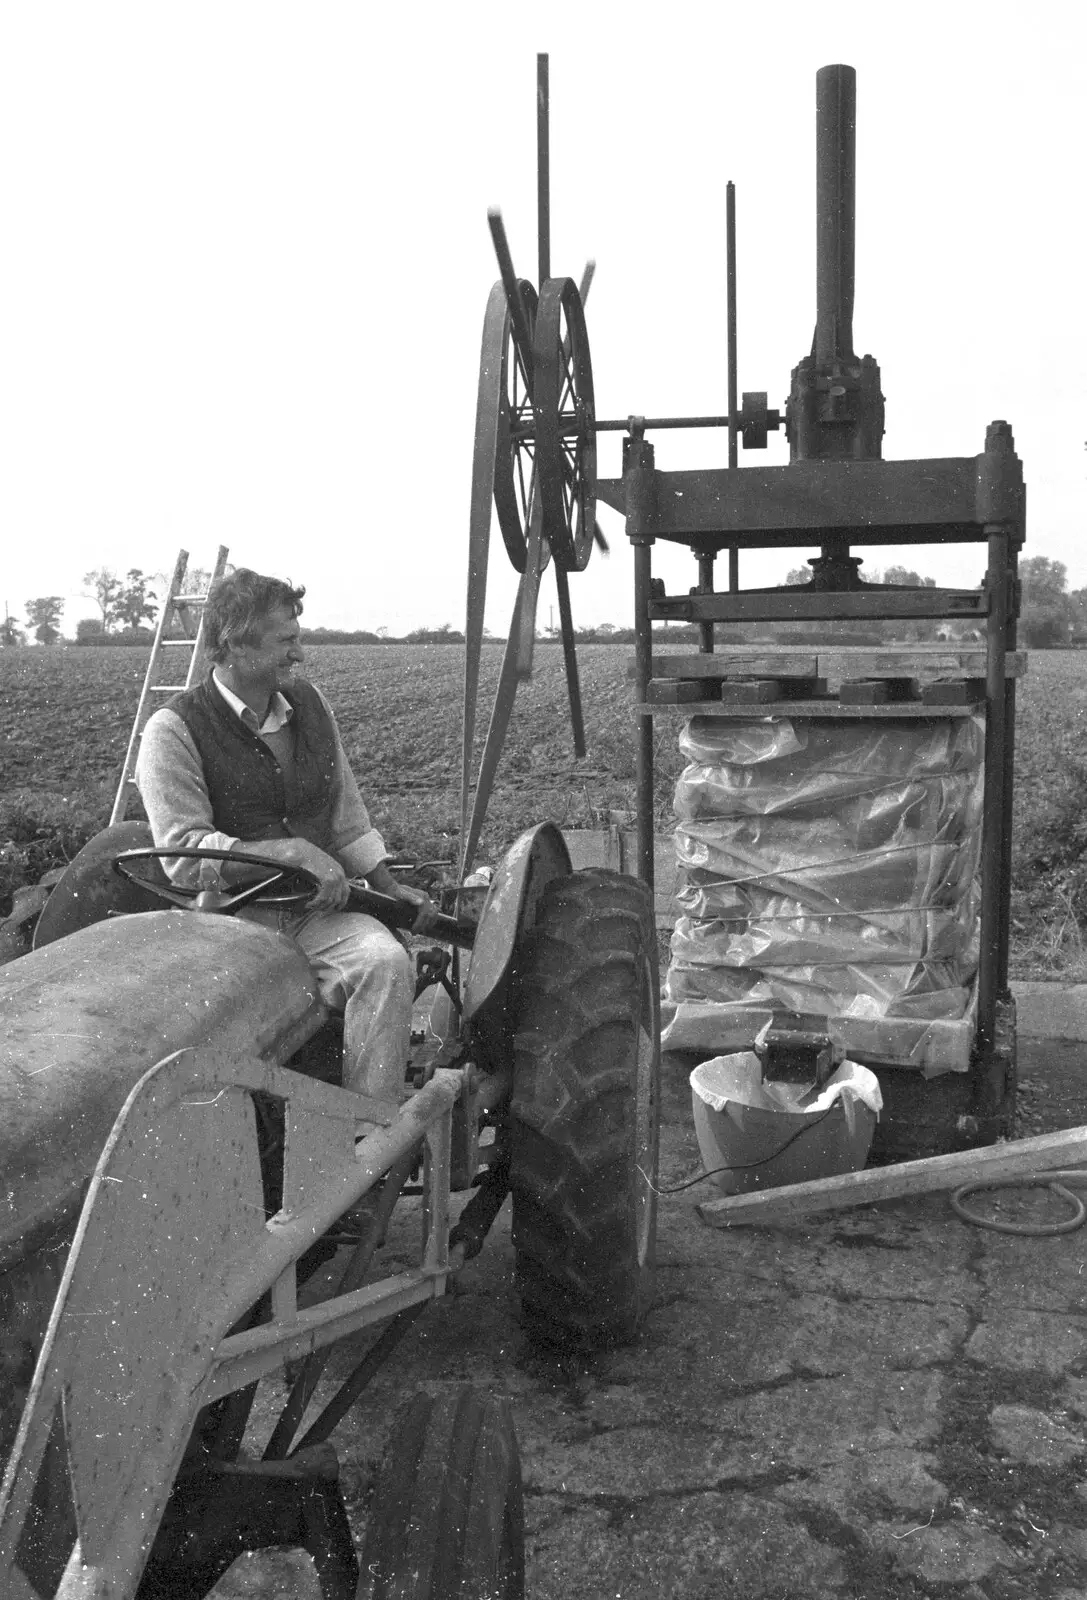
690, 1053, 882, 1196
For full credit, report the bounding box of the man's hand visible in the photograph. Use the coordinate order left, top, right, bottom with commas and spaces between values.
286, 841, 349, 910
299, 847, 350, 912
365, 862, 442, 934
393, 882, 444, 935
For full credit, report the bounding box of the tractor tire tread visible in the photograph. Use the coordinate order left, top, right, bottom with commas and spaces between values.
510, 869, 660, 1350
358, 1387, 523, 1599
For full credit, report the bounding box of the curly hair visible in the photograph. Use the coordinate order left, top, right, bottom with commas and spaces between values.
202, 569, 306, 663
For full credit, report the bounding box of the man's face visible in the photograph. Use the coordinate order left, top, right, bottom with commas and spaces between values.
230, 605, 304, 692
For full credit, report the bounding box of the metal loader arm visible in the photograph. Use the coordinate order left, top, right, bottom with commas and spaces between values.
0, 1046, 468, 1600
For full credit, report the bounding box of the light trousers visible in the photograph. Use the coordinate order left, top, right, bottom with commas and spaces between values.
242, 905, 414, 1100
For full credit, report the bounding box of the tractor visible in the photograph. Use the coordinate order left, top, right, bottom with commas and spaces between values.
0, 826, 660, 1598
0, 53, 660, 1591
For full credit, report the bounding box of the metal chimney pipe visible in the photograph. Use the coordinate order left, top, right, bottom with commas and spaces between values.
814, 64, 856, 367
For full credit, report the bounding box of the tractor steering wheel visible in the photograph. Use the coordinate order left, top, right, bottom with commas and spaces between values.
113, 847, 322, 916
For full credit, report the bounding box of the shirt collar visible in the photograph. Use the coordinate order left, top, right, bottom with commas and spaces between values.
211, 672, 294, 735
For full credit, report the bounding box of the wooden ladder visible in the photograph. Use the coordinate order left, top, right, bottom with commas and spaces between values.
110, 545, 230, 825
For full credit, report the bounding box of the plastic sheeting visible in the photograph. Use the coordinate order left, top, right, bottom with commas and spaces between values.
665, 715, 984, 1024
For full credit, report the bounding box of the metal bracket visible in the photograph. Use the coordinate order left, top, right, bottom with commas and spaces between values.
755, 1012, 843, 1093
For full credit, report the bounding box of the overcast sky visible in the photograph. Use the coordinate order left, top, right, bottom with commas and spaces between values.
0, 2, 1081, 638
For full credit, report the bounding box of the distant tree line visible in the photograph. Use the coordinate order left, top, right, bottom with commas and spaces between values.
782, 557, 1086, 650
1017, 557, 1087, 647
783, 562, 937, 587
81, 567, 159, 635
4, 597, 63, 646
1, 567, 167, 646
6, 556, 1080, 649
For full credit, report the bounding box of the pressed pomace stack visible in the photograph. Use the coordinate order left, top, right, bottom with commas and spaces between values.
663, 715, 985, 1054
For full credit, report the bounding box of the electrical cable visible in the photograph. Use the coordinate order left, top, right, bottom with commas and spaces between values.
647, 1104, 838, 1195
951, 1170, 1087, 1236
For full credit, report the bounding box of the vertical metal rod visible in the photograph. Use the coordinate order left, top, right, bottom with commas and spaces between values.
537, 54, 550, 287
461, 580, 534, 875
697, 553, 715, 654
814, 63, 857, 366
514, 505, 544, 678
997, 546, 1020, 993
726, 180, 739, 593
726, 182, 738, 472
634, 543, 655, 889
998, 679, 1017, 994
554, 564, 587, 756
977, 526, 1009, 1057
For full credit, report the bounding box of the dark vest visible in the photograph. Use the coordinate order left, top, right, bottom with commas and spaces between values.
168, 674, 338, 848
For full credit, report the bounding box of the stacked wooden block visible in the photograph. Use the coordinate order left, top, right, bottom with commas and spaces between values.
642, 645, 1025, 712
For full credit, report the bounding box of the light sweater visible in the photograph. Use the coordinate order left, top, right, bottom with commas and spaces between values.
135, 674, 388, 885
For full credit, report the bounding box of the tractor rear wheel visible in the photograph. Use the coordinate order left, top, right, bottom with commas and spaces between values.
509, 869, 660, 1350
358, 1387, 524, 1599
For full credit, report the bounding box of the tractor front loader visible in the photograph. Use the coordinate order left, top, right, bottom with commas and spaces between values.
0, 819, 660, 1598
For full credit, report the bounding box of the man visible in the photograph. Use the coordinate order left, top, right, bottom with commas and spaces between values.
135, 568, 438, 1104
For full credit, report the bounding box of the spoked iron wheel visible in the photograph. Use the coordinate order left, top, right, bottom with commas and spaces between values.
460, 260, 599, 874
533, 276, 597, 572
359, 1387, 525, 1600
483, 277, 549, 577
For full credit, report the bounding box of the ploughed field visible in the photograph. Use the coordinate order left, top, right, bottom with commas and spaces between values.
0, 642, 665, 886
1, 643, 1083, 978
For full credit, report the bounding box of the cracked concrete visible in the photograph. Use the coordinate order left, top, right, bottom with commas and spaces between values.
991, 1406, 1087, 1468
210, 1027, 1087, 1599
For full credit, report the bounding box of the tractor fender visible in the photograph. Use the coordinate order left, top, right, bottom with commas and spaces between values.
462, 823, 572, 1024
1, 911, 321, 1270
31, 819, 164, 950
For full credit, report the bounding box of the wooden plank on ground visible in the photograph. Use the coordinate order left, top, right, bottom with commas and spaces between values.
697, 1127, 1087, 1228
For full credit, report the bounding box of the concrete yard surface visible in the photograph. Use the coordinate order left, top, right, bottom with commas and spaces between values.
211, 1008, 1087, 1600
